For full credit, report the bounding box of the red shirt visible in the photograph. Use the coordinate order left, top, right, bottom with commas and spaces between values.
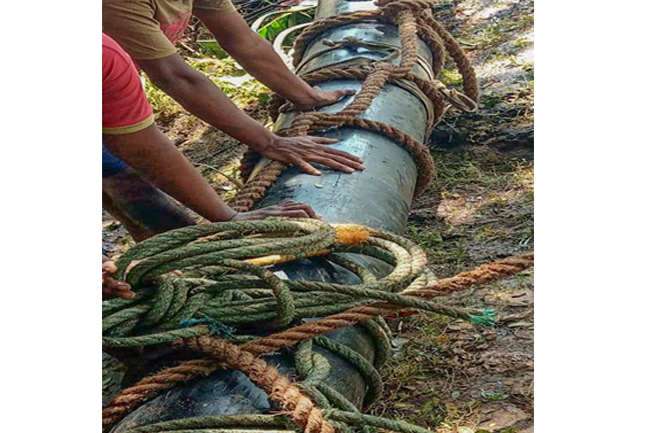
102, 33, 154, 135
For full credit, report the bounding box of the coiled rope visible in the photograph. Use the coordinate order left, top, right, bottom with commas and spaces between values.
103, 220, 498, 349
102, 218, 533, 433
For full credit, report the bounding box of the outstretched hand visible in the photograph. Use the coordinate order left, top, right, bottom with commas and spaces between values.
259, 134, 365, 176
231, 200, 320, 221
279, 87, 356, 113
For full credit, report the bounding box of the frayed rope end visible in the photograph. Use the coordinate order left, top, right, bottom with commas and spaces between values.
180, 318, 236, 339
335, 224, 371, 245
468, 308, 497, 327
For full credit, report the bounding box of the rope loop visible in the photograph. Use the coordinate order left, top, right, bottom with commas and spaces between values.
103, 242, 533, 432
375, 0, 438, 13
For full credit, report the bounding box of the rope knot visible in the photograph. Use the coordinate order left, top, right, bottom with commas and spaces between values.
468, 308, 498, 327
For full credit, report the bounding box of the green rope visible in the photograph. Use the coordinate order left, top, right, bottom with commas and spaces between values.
103, 325, 211, 347
328, 410, 434, 433
314, 336, 384, 406
104, 220, 495, 433
122, 414, 292, 433
103, 221, 492, 351
359, 318, 392, 367
119, 410, 434, 433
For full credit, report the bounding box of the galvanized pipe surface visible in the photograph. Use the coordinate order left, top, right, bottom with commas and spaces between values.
111, 1, 436, 430
260, 0, 434, 231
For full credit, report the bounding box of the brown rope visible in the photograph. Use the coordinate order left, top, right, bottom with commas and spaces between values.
102, 359, 224, 430
241, 252, 534, 355
231, 160, 288, 212
417, 11, 478, 101
270, 66, 452, 125
103, 341, 335, 433
292, 11, 384, 67
185, 337, 335, 433
102, 252, 533, 431
292, 0, 474, 95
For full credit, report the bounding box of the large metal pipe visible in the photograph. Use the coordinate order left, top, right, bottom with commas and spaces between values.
111, 1, 436, 431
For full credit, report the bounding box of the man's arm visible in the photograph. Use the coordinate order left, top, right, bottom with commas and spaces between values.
103, 125, 321, 221
137, 54, 275, 152
194, 9, 350, 110
103, 31, 321, 222
137, 54, 364, 175
104, 124, 238, 221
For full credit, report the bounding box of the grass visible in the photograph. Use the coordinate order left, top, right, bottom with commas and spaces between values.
408, 226, 444, 249
462, 14, 534, 51
377, 145, 534, 431
372, 313, 490, 431
512, 38, 533, 50
481, 92, 502, 109
144, 57, 271, 120
440, 69, 464, 87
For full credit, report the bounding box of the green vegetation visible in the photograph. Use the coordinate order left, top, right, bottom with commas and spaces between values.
196, 39, 229, 59
408, 226, 444, 249
461, 13, 534, 50
257, 8, 314, 42
144, 57, 271, 119
513, 38, 533, 50
439, 69, 464, 87
379, 145, 533, 431
482, 92, 501, 109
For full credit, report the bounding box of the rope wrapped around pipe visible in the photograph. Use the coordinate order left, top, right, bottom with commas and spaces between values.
231, 0, 478, 212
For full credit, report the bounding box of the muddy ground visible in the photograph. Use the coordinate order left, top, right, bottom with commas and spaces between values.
102, 1, 534, 432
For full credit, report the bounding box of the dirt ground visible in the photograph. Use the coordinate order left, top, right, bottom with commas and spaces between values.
102, 1, 534, 432
368, 2, 534, 432
370, 144, 534, 433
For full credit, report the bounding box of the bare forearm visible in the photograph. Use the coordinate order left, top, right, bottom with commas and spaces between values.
195, 9, 317, 105
104, 127, 236, 222
145, 61, 275, 151
227, 35, 317, 104
136, 34, 363, 177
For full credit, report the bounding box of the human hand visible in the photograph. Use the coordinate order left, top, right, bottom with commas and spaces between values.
280, 87, 355, 113
258, 134, 365, 176
102, 260, 135, 300
230, 200, 320, 221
